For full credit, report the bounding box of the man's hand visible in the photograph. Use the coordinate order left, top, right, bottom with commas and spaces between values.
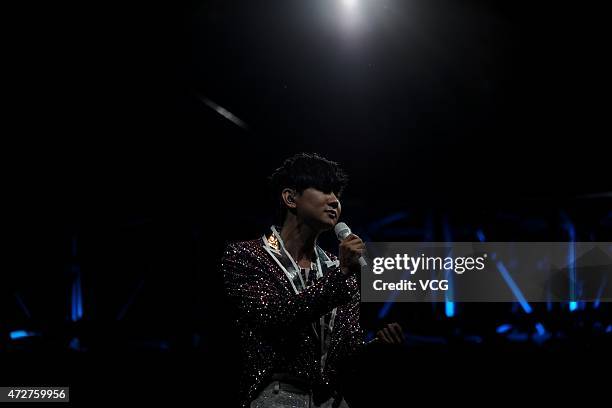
377, 322, 405, 344
339, 233, 365, 275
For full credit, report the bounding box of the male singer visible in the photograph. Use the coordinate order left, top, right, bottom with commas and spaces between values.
222, 153, 404, 408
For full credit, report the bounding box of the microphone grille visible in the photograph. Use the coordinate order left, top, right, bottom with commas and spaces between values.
334, 222, 351, 240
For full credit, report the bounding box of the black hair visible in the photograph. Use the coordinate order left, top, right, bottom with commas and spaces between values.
268, 153, 348, 223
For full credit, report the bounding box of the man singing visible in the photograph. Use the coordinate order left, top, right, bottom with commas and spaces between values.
222, 153, 404, 407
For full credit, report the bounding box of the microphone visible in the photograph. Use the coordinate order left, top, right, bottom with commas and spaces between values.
334, 222, 367, 267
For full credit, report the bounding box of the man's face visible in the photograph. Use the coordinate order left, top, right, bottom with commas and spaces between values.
293, 187, 341, 230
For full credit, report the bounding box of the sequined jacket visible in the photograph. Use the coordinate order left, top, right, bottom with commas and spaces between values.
222, 238, 363, 407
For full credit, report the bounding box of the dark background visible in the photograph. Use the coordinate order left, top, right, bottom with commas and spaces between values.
3, 1, 611, 405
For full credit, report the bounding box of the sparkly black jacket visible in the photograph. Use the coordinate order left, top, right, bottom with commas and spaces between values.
222, 238, 363, 407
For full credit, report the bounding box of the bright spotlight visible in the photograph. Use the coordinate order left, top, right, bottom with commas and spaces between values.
342, 0, 358, 10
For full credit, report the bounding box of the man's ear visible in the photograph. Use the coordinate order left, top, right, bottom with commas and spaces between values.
281, 188, 297, 209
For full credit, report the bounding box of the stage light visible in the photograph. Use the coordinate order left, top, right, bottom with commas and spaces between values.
335, 0, 362, 35
496, 261, 532, 314
9, 330, 39, 340
342, 0, 357, 10
496, 324, 512, 334
445, 301, 455, 318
